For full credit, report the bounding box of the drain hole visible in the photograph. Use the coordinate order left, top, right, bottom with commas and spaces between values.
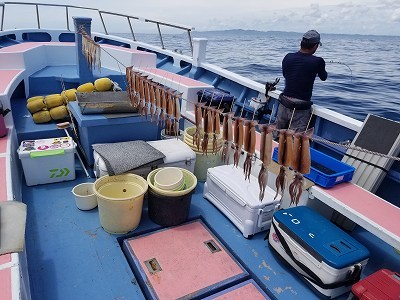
123, 189, 127, 192
204, 240, 221, 253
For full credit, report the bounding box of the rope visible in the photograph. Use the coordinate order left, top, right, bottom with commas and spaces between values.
311, 136, 400, 161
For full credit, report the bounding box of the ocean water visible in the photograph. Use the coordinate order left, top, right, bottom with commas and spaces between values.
126, 31, 400, 122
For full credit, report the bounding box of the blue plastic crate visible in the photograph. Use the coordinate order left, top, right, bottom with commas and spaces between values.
272, 147, 355, 188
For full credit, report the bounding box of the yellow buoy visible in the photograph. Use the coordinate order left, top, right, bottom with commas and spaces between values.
77, 82, 95, 93
45, 94, 64, 109
61, 88, 77, 102
27, 99, 46, 114
50, 105, 68, 120
32, 110, 51, 123
27, 95, 44, 103
94, 78, 113, 92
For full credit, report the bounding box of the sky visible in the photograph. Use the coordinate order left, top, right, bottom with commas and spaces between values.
2, 0, 400, 36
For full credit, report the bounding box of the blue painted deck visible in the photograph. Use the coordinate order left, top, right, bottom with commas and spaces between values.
21, 160, 399, 300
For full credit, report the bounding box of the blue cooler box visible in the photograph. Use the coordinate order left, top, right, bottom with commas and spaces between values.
268, 206, 369, 299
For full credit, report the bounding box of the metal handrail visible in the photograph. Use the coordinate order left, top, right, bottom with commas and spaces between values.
0, 2, 194, 55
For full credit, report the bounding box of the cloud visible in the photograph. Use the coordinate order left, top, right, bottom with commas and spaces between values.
391, 9, 400, 22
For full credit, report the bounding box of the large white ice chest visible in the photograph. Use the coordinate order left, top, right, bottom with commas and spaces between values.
18, 137, 76, 186
269, 206, 370, 298
203, 164, 280, 238
94, 138, 196, 178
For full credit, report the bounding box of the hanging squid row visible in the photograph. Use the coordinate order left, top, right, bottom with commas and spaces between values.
274, 128, 313, 206
126, 67, 182, 137
258, 124, 276, 202
221, 112, 234, 162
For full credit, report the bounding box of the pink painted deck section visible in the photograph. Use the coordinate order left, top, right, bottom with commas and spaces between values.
127, 221, 244, 299
0, 42, 73, 53
214, 282, 268, 300
0, 70, 23, 94
0, 131, 8, 153
0, 254, 11, 265
322, 183, 400, 237
142, 67, 211, 87
0, 157, 6, 201
0, 268, 12, 300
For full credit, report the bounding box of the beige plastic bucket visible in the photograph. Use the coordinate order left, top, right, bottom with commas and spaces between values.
183, 126, 222, 153
72, 182, 97, 210
94, 174, 148, 234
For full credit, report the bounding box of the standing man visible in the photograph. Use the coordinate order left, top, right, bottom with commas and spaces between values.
277, 30, 328, 131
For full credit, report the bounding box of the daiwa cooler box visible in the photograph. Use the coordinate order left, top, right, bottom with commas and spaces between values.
203, 164, 280, 238
18, 137, 76, 186
351, 268, 400, 299
94, 138, 196, 178
268, 206, 369, 298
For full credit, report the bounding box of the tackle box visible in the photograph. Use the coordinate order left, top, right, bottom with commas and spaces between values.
94, 138, 196, 178
203, 164, 280, 238
272, 147, 355, 188
18, 137, 76, 186
351, 269, 400, 299
268, 206, 369, 299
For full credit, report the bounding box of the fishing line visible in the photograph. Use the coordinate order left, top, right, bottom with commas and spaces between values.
327, 60, 353, 81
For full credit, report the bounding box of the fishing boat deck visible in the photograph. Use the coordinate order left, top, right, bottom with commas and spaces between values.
16, 161, 398, 300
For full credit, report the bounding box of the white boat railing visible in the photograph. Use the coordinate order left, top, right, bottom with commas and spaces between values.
0, 1, 194, 54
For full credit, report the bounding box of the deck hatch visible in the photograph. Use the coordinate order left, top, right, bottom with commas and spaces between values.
123, 219, 249, 299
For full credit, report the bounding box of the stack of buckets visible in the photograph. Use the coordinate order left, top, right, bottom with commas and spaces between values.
147, 167, 197, 226
183, 126, 223, 181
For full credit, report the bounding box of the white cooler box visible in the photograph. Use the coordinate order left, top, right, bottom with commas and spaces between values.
269, 206, 370, 298
203, 164, 280, 238
94, 139, 196, 178
18, 137, 76, 186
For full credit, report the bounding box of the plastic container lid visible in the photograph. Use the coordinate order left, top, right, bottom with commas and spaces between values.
154, 167, 184, 191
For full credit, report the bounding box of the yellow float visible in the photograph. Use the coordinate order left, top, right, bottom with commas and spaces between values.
50, 105, 68, 120
27, 95, 44, 103
94, 77, 113, 92
27, 98, 46, 114
61, 89, 77, 102
45, 94, 64, 109
32, 110, 51, 124
77, 82, 95, 93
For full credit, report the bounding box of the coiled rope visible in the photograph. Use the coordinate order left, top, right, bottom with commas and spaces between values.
311, 136, 400, 161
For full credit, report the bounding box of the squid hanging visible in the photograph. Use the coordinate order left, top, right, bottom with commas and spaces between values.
288, 128, 313, 206
258, 123, 276, 202
202, 106, 214, 155
233, 117, 244, 168
221, 112, 233, 164
243, 120, 258, 181
193, 103, 204, 151
274, 129, 294, 200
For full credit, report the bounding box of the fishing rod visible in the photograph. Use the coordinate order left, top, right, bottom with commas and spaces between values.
326, 60, 353, 81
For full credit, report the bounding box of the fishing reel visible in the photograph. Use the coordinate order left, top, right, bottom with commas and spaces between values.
265, 77, 280, 97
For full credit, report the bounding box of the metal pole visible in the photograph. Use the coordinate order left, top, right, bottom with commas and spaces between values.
127, 17, 136, 41
1, 4, 5, 31
187, 30, 193, 56
35, 4, 40, 29
156, 23, 165, 49
66, 6, 69, 31
98, 11, 108, 34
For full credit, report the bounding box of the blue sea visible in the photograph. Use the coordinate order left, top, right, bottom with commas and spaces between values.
127, 30, 400, 122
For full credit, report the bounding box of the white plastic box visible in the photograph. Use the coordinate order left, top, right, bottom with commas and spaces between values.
203, 164, 280, 238
18, 137, 76, 186
94, 139, 196, 178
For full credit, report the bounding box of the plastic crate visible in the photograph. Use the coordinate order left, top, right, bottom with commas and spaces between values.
272, 147, 355, 188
